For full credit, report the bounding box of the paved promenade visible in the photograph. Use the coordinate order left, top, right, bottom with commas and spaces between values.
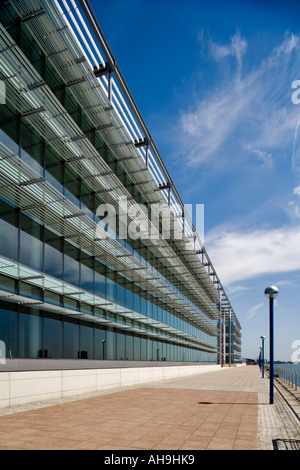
0, 365, 298, 450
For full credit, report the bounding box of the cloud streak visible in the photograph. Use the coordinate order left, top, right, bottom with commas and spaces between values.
245, 303, 264, 322
206, 225, 300, 287
175, 31, 300, 169
209, 31, 247, 76
169, 29, 300, 298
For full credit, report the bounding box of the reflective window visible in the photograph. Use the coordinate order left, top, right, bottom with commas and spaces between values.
81, 263, 94, 293
94, 270, 106, 297
63, 319, 79, 359
64, 297, 79, 312
19, 229, 43, 271
64, 253, 80, 287
80, 323, 93, 359
0, 274, 15, 294
106, 274, 116, 301
125, 332, 134, 361
44, 291, 62, 308
44, 239, 63, 279
94, 328, 106, 359
125, 285, 133, 310
116, 331, 125, 360
43, 313, 62, 359
0, 217, 18, 261
0, 305, 17, 358
106, 328, 116, 360
134, 334, 140, 361
19, 309, 42, 358
20, 282, 42, 302
141, 337, 147, 360
116, 282, 126, 307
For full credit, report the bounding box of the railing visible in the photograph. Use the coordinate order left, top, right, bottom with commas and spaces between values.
274, 366, 300, 391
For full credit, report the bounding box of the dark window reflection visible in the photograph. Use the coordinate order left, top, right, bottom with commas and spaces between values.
63, 320, 79, 359
0, 306, 17, 358
19, 310, 42, 358
43, 314, 62, 358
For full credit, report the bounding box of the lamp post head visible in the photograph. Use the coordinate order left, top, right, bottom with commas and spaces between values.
260, 335, 265, 340
264, 286, 279, 299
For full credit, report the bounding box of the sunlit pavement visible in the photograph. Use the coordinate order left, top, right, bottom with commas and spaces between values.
0, 365, 261, 450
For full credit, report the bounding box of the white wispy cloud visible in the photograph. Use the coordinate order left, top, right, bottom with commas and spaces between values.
245, 303, 264, 322
179, 72, 256, 164
285, 186, 300, 220
227, 284, 251, 295
252, 149, 273, 169
292, 117, 300, 180
174, 31, 300, 169
205, 224, 300, 286
170, 29, 300, 294
294, 186, 300, 196
274, 31, 299, 56
210, 31, 247, 74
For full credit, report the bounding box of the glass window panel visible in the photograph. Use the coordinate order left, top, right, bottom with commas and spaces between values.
133, 336, 140, 361
125, 333, 134, 361
81, 263, 94, 293
106, 274, 116, 302
94, 270, 106, 297
19, 309, 42, 358
146, 337, 153, 361
63, 319, 79, 359
94, 328, 106, 359
44, 240, 63, 279
64, 297, 79, 312
157, 307, 163, 323
106, 328, 116, 360
125, 285, 133, 310
140, 337, 147, 360
0, 218, 18, 261
65, 186, 80, 208
20, 282, 42, 302
0, 274, 16, 294
0, 305, 17, 358
64, 254, 80, 287
94, 307, 105, 319
133, 292, 141, 313
21, 148, 43, 176
146, 299, 153, 319
80, 303, 93, 315
152, 303, 158, 321
20, 225, 43, 271
43, 313, 62, 359
0, 128, 19, 156
45, 169, 63, 194
44, 290, 62, 308
116, 283, 126, 307
116, 331, 125, 360
161, 342, 166, 361
141, 297, 146, 315
155, 343, 160, 361
79, 323, 93, 359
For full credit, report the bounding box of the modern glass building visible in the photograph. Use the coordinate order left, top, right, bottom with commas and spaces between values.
0, 0, 241, 368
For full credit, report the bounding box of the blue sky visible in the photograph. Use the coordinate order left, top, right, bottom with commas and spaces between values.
89, 0, 300, 362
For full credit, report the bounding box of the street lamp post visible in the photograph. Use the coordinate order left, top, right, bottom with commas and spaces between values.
260, 335, 265, 378
264, 286, 279, 404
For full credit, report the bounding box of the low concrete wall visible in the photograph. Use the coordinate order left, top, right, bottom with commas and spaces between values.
0, 364, 221, 409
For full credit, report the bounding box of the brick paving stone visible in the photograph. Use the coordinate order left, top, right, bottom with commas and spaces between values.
0, 365, 298, 450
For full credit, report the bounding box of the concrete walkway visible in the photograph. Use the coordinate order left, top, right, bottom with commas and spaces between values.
0, 365, 298, 450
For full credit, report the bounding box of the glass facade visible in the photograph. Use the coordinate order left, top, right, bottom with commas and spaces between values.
0, 0, 241, 367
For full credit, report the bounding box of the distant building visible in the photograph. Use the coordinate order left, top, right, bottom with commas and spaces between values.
0, 0, 241, 369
